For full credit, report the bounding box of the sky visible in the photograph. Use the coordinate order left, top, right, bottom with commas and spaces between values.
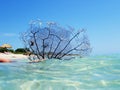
0, 0, 120, 54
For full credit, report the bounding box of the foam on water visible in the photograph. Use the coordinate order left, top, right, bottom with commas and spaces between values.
0, 54, 120, 90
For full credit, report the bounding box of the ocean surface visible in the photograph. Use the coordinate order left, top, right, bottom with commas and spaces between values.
0, 54, 120, 90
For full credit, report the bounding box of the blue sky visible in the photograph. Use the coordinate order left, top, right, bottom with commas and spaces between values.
0, 0, 120, 54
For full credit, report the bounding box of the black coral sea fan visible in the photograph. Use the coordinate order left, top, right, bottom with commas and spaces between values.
21, 19, 91, 62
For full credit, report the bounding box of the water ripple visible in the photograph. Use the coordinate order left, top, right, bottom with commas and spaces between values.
0, 54, 120, 90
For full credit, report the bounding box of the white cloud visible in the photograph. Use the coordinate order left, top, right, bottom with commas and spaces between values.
3, 33, 18, 37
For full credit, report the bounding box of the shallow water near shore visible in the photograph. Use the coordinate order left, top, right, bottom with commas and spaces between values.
0, 54, 120, 90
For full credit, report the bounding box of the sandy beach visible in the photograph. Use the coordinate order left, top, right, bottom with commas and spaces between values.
0, 53, 28, 60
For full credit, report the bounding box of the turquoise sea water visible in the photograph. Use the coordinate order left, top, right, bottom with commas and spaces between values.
0, 54, 120, 90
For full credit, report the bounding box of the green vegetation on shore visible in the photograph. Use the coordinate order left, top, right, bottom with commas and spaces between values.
0, 48, 27, 54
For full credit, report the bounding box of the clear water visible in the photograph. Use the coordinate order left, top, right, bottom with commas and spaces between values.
0, 54, 120, 90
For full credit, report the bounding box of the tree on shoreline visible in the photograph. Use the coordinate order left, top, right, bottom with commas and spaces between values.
21, 20, 91, 61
